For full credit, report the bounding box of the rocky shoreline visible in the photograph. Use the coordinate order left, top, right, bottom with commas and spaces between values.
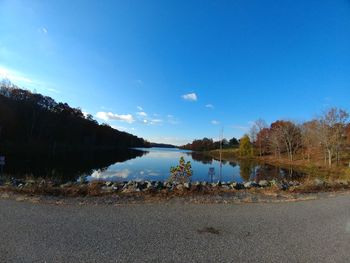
1, 177, 350, 206
1, 177, 303, 193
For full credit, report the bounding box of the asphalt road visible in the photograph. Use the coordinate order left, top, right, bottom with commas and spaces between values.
1, 195, 350, 263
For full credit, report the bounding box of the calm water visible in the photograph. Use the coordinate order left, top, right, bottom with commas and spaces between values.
1, 147, 305, 183
87, 148, 304, 183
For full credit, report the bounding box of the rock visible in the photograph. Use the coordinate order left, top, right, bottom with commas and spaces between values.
101, 186, 113, 193
105, 181, 113, 187
230, 182, 237, 189
280, 182, 289, 191
234, 183, 245, 190
258, 180, 269, 187
244, 182, 253, 189
183, 182, 191, 189
25, 179, 36, 187
270, 179, 278, 186
176, 184, 184, 191
11, 178, 25, 187
39, 180, 47, 187
335, 179, 349, 186
221, 185, 230, 190
313, 178, 325, 187
60, 182, 73, 188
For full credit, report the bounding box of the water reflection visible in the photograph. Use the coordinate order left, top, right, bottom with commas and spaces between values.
1, 148, 305, 183
0, 149, 148, 183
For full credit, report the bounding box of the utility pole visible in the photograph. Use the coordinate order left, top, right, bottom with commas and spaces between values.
219, 127, 223, 182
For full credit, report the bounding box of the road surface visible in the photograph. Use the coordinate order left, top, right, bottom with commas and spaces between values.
1, 195, 350, 262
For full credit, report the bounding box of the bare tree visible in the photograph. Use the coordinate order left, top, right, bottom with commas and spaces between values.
250, 119, 267, 156
318, 108, 349, 167
300, 120, 320, 162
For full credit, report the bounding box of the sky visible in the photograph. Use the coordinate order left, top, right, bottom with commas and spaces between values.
1, 0, 350, 145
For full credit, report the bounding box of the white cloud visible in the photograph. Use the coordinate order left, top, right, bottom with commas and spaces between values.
39, 27, 48, 34
182, 92, 197, 101
137, 106, 143, 111
150, 119, 162, 125
96, 112, 134, 123
205, 104, 214, 109
137, 111, 147, 117
90, 169, 130, 179
232, 125, 249, 131
211, 120, 220, 125
0, 66, 33, 84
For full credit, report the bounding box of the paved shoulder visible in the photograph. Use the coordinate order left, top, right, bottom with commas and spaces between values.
1, 196, 350, 262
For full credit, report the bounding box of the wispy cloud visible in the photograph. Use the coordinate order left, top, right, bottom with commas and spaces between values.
137, 111, 147, 117
0, 65, 33, 84
232, 125, 249, 131
96, 112, 135, 123
38, 27, 48, 35
205, 104, 214, 109
182, 92, 197, 101
0, 65, 60, 93
137, 106, 143, 111
211, 120, 220, 125
167, 114, 180, 125
150, 119, 162, 125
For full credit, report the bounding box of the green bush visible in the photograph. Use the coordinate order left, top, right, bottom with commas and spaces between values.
169, 157, 193, 183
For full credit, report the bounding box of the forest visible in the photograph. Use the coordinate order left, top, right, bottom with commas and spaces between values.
0, 80, 150, 155
182, 109, 350, 169
248, 111, 350, 167
181, 137, 239, 151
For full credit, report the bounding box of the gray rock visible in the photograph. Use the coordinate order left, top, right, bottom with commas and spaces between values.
244, 182, 253, 188
270, 179, 278, 186
105, 181, 113, 187
221, 185, 230, 190
258, 180, 269, 187
183, 182, 191, 189
230, 182, 237, 189
176, 184, 184, 191
279, 182, 289, 191
314, 178, 325, 187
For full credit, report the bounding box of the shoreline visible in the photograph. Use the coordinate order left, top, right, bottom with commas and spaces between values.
1, 177, 350, 205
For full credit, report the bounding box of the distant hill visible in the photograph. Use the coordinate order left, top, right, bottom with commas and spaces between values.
150, 143, 177, 148
0, 81, 150, 154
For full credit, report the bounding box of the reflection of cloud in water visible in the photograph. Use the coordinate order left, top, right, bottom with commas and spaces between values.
91, 169, 131, 179
147, 152, 181, 159
139, 169, 161, 177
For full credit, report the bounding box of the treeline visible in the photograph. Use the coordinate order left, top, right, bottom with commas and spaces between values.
0, 80, 150, 154
181, 137, 239, 151
248, 109, 350, 167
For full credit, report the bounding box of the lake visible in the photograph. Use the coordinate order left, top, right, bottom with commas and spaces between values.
0, 147, 304, 183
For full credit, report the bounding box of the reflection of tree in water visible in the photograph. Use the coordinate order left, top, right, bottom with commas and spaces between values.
239, 159, 255, 181
253, 164, 306, 182
2, 149, 148, 183
254, 164, 280, 181
188, 152, 213, 165
229, 161, 237, 168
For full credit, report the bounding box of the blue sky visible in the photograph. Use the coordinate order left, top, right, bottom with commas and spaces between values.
1, 0, 350, 145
